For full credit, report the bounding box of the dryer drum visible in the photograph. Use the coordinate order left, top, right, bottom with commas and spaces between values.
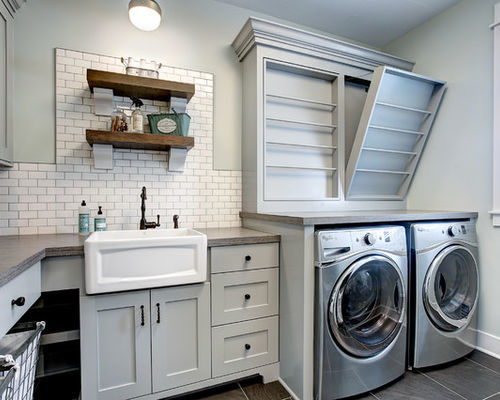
423, 245, 479, 332
328, 255, 405, 358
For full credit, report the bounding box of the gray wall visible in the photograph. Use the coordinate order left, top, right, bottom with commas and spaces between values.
14, 0, 248, 169
385, 0, 500, 339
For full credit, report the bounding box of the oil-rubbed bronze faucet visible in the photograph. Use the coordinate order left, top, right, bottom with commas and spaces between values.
140, 186, 160, 230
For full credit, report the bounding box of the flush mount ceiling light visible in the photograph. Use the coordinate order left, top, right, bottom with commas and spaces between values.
128, 0, 162, 31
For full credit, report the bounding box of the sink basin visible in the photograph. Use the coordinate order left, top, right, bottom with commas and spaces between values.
84, 228, 207, 294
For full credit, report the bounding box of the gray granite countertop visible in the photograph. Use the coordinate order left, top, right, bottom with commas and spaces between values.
0, 228, 280, 288
240, 209, 478, 226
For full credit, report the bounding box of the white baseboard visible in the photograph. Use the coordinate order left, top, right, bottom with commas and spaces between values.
278, 377, 301, 400
475, 329, 500, 359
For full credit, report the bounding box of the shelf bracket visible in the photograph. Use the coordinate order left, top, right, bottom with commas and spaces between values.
92, 144, 113, 170
93, 87, 114, 116
168, 148, 187, 172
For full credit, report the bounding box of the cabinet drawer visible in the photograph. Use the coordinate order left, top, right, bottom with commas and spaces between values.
0, 262, 41, 337
211, 243, 279, 273
212, 316, 278, 377
211, 268, 278, 325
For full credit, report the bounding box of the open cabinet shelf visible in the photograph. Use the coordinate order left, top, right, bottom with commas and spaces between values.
86, 130, 194, 152
346, 66, 446, 200
87, 69, 195, 102
263, 59, 341, 202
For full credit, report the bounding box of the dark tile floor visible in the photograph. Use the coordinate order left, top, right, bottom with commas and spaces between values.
172, 351, 500, 400
172, 376, 291, 400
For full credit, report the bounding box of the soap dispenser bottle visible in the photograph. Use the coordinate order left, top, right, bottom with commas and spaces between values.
130, 96, 145, 133
94, 206, 106, 232
78, 200, 90, 235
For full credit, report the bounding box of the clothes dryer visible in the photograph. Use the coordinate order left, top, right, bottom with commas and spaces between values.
410, 221, 479, 368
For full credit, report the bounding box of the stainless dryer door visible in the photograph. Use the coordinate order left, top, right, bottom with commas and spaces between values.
423, 245, 479, 332
328, 255, 406, 358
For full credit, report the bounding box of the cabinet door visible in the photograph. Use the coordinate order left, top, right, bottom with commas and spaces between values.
0, 1, 12, 166
80, 291, 152, 400
151, 283, 211, 392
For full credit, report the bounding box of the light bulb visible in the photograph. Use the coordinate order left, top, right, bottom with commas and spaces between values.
128, 0, 162, 32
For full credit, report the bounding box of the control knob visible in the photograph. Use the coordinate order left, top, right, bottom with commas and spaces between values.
448, 226, 460, 237
364, 233, 376, 245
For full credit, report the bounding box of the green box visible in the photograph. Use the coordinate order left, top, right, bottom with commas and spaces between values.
147, 112, 191, 136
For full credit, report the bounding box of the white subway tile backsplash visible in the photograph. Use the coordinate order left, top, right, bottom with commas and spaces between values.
0, 49, 241, 234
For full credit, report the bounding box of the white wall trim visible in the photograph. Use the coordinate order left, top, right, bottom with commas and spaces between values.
475, 329, 500, 359
278, 377, 300, 400
491, 3, 500, 227
232, 17, 415, 71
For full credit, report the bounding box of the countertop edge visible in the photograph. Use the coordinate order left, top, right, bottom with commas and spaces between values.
0, 249, 46, 287
206, 235, 280, 247
240, 210, 479, 225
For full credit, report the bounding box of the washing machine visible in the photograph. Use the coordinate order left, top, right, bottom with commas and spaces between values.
314, 226, 408, 400
410, 221, 479, 369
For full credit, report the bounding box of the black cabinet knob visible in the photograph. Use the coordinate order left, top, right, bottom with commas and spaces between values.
245, 343, 251, 350
11, 297, 25, 307
244, 294, 251, 300
245, 255, 251, 262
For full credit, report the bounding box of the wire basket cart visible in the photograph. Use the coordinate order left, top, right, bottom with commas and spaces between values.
0, 322, 45, 400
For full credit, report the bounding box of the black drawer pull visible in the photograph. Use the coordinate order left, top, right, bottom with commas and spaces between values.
244, 294, 251, 301
245, 343, 251, 351
140, 305, 145, 326
245, 255, 252, 262
11, 297, 25, 307
156, 303, 160, 324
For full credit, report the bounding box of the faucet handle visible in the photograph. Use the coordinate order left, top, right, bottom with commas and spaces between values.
156, 214, 161, 227
173, 215, 179, 229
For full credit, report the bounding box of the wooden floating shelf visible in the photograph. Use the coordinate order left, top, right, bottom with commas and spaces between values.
86, 130, 194, 152
87, 69, 195, 102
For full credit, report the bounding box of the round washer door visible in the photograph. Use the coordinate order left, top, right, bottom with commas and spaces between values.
423, 245, 479, 332
328, 255, 406, 358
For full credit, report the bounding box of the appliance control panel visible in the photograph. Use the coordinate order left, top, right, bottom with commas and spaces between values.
412, 221, 476, 250
315, 226, 406, 263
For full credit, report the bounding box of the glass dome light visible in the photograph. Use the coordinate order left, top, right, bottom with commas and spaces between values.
128, 0, 162, 32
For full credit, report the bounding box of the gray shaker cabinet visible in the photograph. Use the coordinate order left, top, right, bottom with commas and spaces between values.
0, 0, 13, 167
80, 290, 152, 400
151, 283, 211, 393
80, 283, 211, 400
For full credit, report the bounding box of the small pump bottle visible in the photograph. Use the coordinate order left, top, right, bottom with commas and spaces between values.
78, 200, 90, 235
94, 206, 106, 232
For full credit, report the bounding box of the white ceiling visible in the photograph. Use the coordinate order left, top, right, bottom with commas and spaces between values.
213, 0, 460, 47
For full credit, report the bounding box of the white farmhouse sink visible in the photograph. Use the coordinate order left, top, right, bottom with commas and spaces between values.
84, 228, 207, 294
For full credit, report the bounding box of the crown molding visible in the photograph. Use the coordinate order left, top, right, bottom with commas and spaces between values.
232, 17, 414, 71
2, 0, 26, 15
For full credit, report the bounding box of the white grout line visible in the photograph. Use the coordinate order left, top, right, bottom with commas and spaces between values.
466, 356, 500, 377
482, 392, 500, 400
417, 370, 468, 400
369, 391, 382, 399
237, 382, 250, 400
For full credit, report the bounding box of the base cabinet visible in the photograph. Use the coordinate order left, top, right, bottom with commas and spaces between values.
80, 283, 211, 400
80, 290, 152, 400
151, 284, 211, 392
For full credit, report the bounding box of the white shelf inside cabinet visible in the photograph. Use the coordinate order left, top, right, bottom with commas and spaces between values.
266, 93, 337, 109
346, 65, 446, 200
264, 59, 341, 202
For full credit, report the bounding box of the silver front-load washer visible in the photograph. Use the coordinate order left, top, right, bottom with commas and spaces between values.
314, 226, 408, 399
410, 221, 479, 369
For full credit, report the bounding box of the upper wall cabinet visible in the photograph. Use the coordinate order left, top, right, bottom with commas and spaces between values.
0, 0, 13, 167
264, 60, 341, 202
345, 67, 446, 200
233, 17, 427, 213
